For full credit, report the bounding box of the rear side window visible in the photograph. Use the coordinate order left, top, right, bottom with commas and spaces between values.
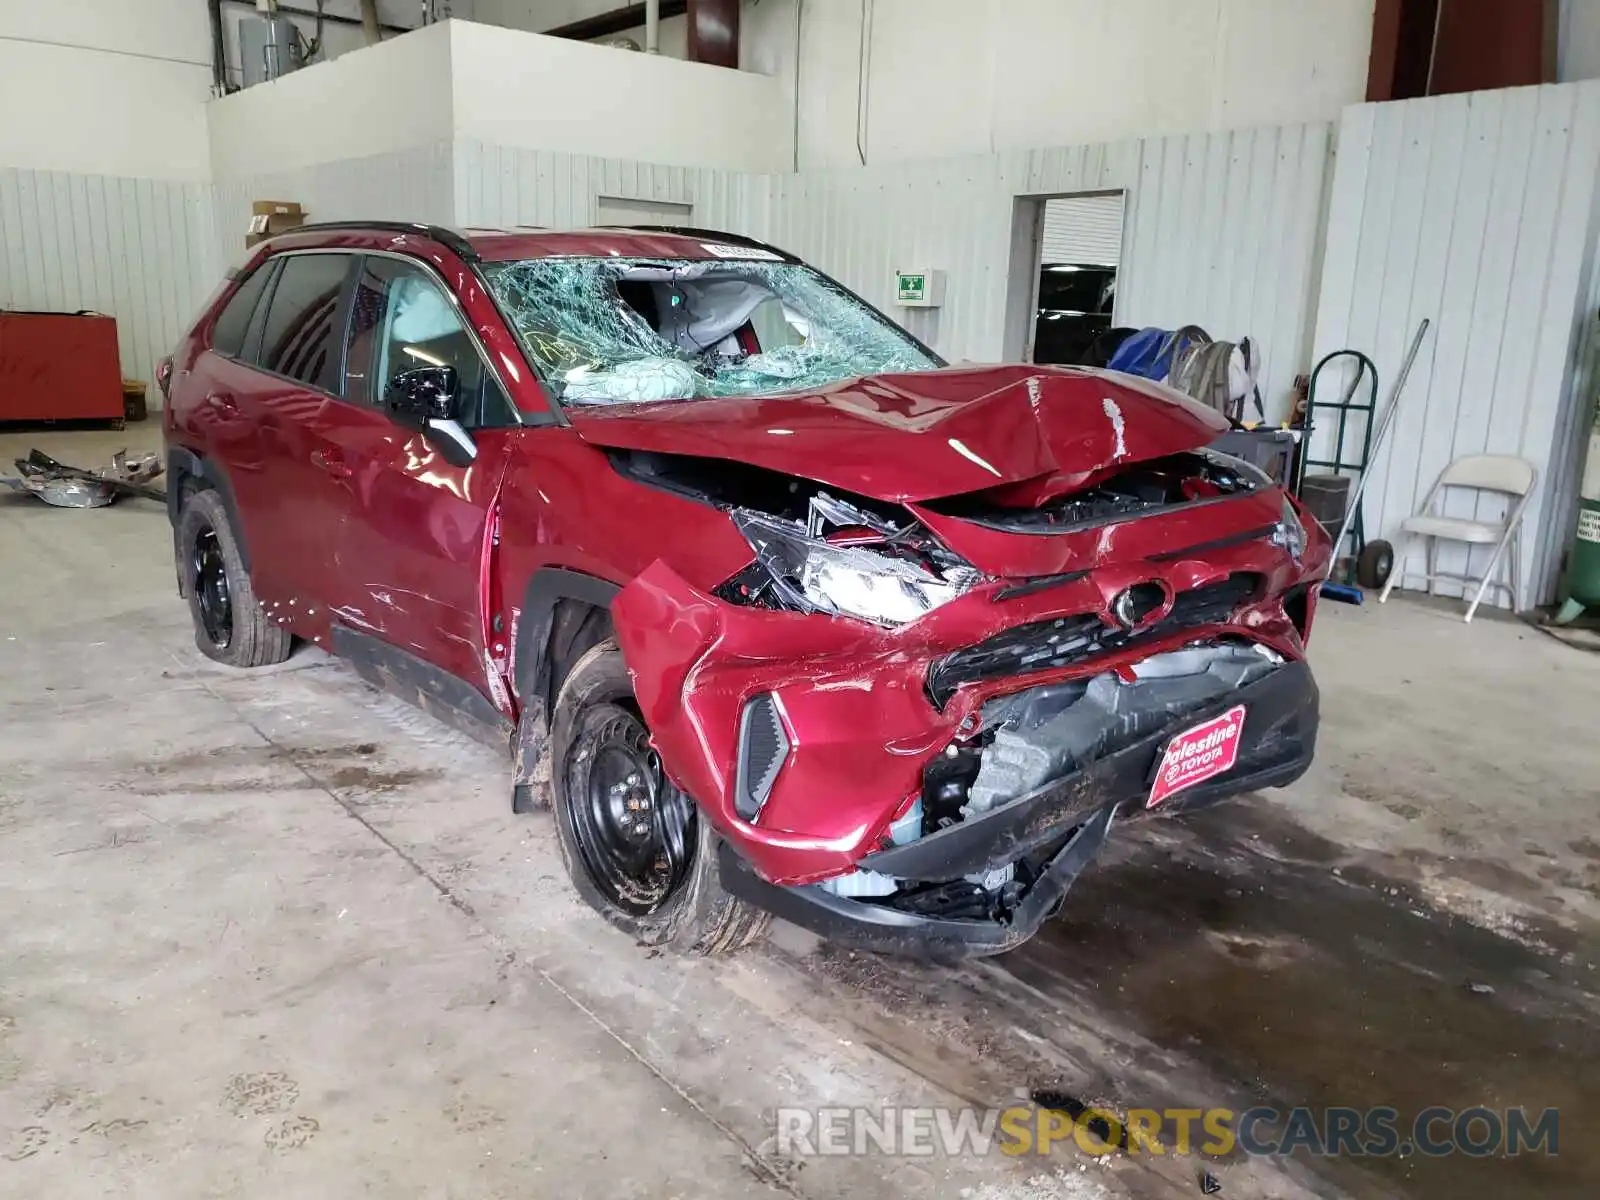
210, 264, 274, 358
257, 254, 353, 390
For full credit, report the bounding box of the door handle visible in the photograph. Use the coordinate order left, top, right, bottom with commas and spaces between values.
310, 448, 352, 479
206, 391, 239, 416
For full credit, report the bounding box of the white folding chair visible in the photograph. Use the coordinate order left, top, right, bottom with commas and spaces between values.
1378, 454, 1538, 622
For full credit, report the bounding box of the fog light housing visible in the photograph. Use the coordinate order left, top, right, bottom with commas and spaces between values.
734, 693, 789, 821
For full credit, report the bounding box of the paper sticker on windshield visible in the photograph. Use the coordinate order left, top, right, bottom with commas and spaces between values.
701, 242, 783, 261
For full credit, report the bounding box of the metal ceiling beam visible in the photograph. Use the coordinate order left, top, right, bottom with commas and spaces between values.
542, 1, 689, 42
219, 0, 412, 37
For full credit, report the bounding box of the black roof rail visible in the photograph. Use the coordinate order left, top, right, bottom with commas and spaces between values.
280, 221, 481, 262
593, 225, 800, 263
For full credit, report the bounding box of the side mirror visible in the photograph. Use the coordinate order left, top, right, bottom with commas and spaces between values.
384, 364, 477, 468
386, 364, 460, 426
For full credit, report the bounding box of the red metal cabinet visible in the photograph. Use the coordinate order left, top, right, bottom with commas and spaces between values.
0, 312, 124, 422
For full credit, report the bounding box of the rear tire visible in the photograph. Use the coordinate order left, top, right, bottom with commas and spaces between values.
549, 641, 769, 955
177, 489, 293, 668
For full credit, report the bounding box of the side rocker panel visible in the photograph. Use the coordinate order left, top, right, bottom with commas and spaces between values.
332, 624, 513, 751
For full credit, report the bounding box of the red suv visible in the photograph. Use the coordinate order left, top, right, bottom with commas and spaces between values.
163, 222, 1328, 959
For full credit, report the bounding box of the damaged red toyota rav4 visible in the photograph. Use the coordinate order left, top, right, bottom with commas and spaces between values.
163, 222, 1328, 959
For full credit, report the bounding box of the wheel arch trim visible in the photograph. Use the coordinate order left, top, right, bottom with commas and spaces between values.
513, 567, 623, 711
167, 446, 251, 572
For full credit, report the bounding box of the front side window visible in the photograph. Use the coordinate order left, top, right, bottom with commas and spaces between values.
258, 254, 352, 390
344, 257, 513, 427
480, 256, 939, 406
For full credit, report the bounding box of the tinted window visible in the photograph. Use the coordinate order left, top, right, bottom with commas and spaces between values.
240, 260, 281, 365
344, 257, 514, 428
211, 263, 274, 358
258, 254, 352, 390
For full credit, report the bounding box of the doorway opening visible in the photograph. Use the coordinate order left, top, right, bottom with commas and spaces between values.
1002, 192, 1126, 366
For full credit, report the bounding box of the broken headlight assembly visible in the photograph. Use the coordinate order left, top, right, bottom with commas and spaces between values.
722, 493, 981, 626
1270, 495, 1308, 562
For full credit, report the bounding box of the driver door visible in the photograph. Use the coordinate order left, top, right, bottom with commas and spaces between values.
319, 254, 518, 707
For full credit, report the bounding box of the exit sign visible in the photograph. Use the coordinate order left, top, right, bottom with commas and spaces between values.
893, 268, 945, 308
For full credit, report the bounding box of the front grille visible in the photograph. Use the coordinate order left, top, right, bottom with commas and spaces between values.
925, 572, 1262, 708
1168, 572, 1262, 626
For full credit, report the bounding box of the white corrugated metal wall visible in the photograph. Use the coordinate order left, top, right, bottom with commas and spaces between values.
0, 142, 745, 397
0, 124, 1330, 409
1310, 81, 1600, 608
740, 123, 1332, 422
0, 168, 216, 389
452, 139, 749, 232
209, 142, 458, 271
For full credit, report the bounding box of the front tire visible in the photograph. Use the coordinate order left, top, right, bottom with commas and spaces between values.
177, 489, 292, 668
549, 641, 769, 955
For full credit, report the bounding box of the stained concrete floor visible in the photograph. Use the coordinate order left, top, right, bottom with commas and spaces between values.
2, 427, 1598, 1199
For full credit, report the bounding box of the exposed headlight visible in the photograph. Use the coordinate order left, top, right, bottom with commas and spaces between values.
729, 509, 976, 626
1198, 446, 1274, 489
1271, 496, 1307, 561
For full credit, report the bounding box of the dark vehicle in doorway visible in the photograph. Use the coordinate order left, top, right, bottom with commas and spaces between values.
1031, 262, 1117, 366
161, 222, 1329, 959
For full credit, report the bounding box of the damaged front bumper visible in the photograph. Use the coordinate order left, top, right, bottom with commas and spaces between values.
614, 551, 1320, 957
717, 660, 1317, 959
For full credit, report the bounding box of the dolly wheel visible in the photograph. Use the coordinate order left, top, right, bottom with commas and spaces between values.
1357, 539, 1395, 590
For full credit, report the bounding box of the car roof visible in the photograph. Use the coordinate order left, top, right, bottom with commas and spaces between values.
257, 221, 796, 265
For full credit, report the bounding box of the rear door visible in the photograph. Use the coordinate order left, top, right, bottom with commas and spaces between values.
317, 253, 518, 708
216, 251, 361, 613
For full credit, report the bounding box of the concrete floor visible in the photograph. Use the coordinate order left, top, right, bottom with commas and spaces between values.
2, 427, 1598, 1200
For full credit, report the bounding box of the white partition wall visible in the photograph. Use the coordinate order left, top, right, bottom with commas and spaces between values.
1311, 81, 1600, 607
205, 20, 793, 187
449, 20, 792, 174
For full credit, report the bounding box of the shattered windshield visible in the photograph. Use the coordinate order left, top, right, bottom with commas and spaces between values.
481, 256, 939, 404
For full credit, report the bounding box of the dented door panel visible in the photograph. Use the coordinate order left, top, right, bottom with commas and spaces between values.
323, 421, 515, 710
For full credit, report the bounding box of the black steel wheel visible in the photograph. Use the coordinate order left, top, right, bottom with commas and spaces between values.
177, 489, 293, 668
569, 708, 697, 915
191, 528, 233, 649
549, 641, 771, 954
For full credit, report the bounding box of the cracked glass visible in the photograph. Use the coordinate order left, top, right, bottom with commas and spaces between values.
481, 257, 939, 405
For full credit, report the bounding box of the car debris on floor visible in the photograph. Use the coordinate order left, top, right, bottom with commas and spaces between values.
1, 448, 165, 509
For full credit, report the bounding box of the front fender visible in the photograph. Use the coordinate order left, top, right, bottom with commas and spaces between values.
613, 561, 955, 886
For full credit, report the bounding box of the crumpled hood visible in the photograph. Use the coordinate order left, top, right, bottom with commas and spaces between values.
566, 364, 1229, 503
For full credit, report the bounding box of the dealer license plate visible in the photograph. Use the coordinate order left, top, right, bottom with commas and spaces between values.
1147, 705, 1247, 809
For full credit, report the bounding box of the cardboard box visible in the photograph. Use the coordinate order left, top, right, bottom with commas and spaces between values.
246, 200, 307, 248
